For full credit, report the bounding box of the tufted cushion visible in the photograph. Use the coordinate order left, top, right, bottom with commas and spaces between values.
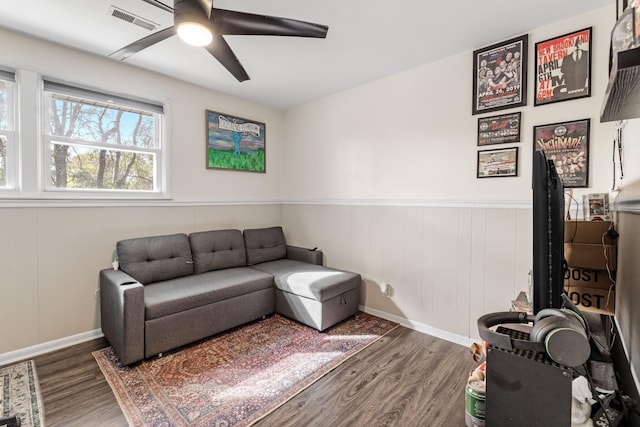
189, 229, 247, 273
243, 226, 287, 265
116, 233, 194, 285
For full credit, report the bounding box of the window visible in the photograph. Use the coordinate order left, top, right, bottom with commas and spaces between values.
42, 80, 165, 195
0, 70, 16, 189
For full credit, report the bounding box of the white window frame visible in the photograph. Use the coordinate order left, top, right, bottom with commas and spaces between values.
41, 79, 167, 199
0, 69, 17, 194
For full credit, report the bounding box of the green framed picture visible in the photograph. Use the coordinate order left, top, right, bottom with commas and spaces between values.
206, 110, 266, 173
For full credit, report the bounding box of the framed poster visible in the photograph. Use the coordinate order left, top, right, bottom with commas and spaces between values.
206, 110, 266, 173
533, 119, 590, 188
477, 147, 518, 178
612, 9, 635, 58
534, 27, 592, 106
477, 112, 522, 146
473, 34, 528, 115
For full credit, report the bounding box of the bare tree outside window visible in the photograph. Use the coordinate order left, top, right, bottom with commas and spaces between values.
0, 80, 8, 187
0, 80, 7, 129
0, 135, 6, 187
47, 95, 159, 191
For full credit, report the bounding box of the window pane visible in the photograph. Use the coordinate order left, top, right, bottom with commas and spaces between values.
49, 97, 155, 148
0, 80, 7, 130
50, 143, 155, 191
0, 135, 6, 187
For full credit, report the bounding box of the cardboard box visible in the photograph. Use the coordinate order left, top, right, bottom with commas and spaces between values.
564, 242, 617, 271
564, 267, 615, 290
564, 285, 615, 315
564, 220, 615, 245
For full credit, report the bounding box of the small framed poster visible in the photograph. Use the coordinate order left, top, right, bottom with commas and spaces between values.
534, 27, 592, 106
472, 34, 528, 115
477, 147, 519, 178
206, 110, 266, 173
477, 112, 522, 146
533, 119, 590, 188
612, 9, 635, 61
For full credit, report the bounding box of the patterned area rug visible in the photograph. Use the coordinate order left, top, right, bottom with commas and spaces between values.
0, 360, 45, 427
93, 312, 397, 426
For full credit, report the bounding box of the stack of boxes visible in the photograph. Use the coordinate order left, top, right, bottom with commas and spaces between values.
564, 220, 617, 315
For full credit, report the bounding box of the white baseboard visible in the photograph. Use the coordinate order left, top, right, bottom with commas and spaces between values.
0, 329, 104, 366
360, 305, 478, 348
1, 309, 478, 367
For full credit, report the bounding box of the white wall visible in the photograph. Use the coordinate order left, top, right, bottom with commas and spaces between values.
611, 101, 640, 399
281, 6, 617, 341
0, 28, 286, 355
0, 5, 628, 359
0, 27, 284, 202
0, 204, 282, 354
283, 7, 616, 203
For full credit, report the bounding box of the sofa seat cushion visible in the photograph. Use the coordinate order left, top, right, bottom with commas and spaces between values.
250, 259, 360, 302
144, 267, 274, 320
189, 229, 246, 273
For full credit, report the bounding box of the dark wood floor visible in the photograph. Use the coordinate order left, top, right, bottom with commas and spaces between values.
30, 326, 475, 426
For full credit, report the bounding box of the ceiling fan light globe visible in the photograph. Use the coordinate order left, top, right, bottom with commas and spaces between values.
177, 22, 212, 46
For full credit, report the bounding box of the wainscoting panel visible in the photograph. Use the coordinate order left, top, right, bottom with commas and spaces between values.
0, 208, 40, 352
613, 211, 640, 390
282, 203, 532, 341
0, 204, 282, 355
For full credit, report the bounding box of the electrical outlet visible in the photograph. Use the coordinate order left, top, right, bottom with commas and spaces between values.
383, 283, 392, 297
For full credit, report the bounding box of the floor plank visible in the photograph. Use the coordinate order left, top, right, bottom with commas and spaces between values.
28, 326, 475, 426
253, 327, 474, 427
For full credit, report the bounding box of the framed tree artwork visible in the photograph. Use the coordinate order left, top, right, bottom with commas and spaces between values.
472, 34, 528, 115
206, 110, 266, 173
533, 119, 590, 188
534, 27, 592, 106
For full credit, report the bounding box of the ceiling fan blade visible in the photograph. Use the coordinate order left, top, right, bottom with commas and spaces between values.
210, 9, 328, 38
110, 26, 177, 60
204, 34, 250, 82
140, 0, 174, 14
195, 0, 213, 19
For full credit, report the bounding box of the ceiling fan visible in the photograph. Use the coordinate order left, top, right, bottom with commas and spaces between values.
110, 0, 329, 82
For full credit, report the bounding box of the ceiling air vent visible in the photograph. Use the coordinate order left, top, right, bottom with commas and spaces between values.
109, 6, 158, 31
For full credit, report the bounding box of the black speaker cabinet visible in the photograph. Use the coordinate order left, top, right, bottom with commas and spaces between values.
485, 327, 572, 426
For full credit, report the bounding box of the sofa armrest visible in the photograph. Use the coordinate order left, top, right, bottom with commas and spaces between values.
286, 245, 323, 265
99, 269, 145, 365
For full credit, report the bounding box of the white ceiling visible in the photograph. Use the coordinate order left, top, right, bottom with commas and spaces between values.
0, 0, 614, 110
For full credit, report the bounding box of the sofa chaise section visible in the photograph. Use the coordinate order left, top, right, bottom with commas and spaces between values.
244, 227, 361, 331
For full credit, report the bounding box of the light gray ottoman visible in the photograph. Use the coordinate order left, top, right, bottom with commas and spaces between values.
244, 227, 362, 331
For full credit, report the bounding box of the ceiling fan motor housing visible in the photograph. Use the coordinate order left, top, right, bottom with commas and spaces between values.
174, 0, 211, 31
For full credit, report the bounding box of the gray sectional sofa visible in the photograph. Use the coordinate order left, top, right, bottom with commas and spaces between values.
99, 226, 361, 365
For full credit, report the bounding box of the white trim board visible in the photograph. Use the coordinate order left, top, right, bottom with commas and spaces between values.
614, 198, 640, 214
359, 305, 478, 349
0, 308, 477, 367
0, 198, 533, 209
0, 329, 103, 366
283, 199, 531, 209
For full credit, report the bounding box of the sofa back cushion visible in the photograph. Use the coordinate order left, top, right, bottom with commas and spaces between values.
189, 229, 247, 273
116, 233, 194, 285
243, 226, 287, 265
